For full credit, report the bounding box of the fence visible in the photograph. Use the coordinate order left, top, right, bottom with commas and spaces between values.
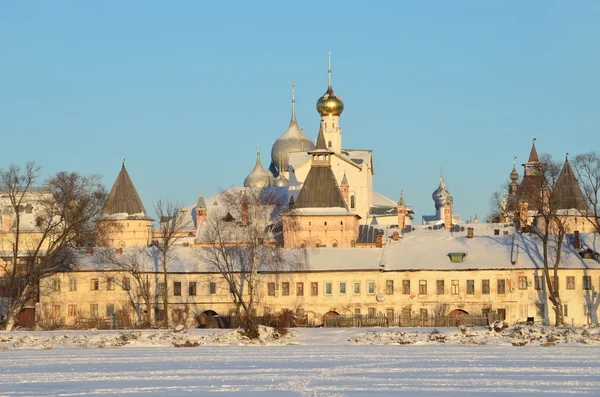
324, 313, 498, 328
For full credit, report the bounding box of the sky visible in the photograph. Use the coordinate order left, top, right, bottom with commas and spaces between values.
1, 1, 599, 222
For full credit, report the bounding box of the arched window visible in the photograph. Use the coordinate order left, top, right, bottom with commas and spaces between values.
350, 195, 356, 210
324, 221, 327, 226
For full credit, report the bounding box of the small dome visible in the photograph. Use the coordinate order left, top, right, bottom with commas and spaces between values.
510, 167, 519, 181
433, 174, 453, 209
273, 174, 289, 187
316, 87, 344, 116
244, 151, 271, 188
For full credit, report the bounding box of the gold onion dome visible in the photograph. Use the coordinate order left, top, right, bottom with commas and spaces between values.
244, 147, 271, 188
316, 88, 344, 116
270, 81, 315, 177
316, 52, 344, 116
510, 157, 519, 181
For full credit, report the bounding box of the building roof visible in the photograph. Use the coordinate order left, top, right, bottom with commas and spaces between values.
102, 165, 151, 220
550, 157, 588, 211
71, 231, 600, 273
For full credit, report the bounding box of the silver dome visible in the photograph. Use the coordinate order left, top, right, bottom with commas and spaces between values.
273, 173, 290, 187
433, 174, 453, 209
270, 81, 314, 177
244, 151, 271, 188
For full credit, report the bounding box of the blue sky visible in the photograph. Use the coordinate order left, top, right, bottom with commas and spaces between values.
1, 1, 599, 221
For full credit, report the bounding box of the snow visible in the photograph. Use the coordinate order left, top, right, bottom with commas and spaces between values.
1, 327, 600, 396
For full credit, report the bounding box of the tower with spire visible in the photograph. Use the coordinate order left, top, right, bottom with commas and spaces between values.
282, 127, 360, 248
316, 52, 344, 154
97, 162, 153, 247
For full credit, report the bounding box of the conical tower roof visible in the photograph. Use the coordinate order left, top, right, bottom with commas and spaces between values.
551, 155, 588, 211
196, 190, 206, 209
103, 162, 152, 220
294, 129, 347, 210
528, 139, 540, 163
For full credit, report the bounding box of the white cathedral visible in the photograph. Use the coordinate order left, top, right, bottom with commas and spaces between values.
242, 54, 416, 227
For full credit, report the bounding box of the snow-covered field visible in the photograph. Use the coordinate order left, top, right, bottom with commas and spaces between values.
2, 326, 600, 396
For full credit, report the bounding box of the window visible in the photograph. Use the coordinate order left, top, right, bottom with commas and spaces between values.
497, 308, 506, 320
158, 282, 166, 296
419, 280, 427, 295
564, 304, 568, 317
325, 282, 332, 295
497, 279, 506, 295
296, 282, 304, 296
107, 278, 114, 291
311, 282, 318, 296
451, 280, 459, 295
353, 282, 360, 295
189, 282, 197, 296
267, 282, 276, 296
53, 279, 61, 292
52, 305, 61, 317
69, 278, 77, 291
402, 280, 410, 295
386, 308, 394, 318
282, 282, 290, 296
367, 281, 375, 294
328, 140, 332, 147
386, 280, 394, 295
350, 195, 355, 210
566, 276, 575, 290
209, 282, 217, 295
339, 282, 346, 295
436, 280, 444, 295
173, 282, 181, 296
402, 308, 411, 319
122, 278, 130, 291
368, 307, 376, 318
518, 276, 528, 290
482, 279, 490, 294
534, 276, 544, 291
106, 303, 115, 317
354, 308, 361, 316
583, 276, 592, 290
68, 304, 77, 317
91, 279, 99, 291
90, 303, 99, 317
420, 308, 428, 319
467, 280, 475, 295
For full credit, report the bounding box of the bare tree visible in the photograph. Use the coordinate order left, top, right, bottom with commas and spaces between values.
197, 188, 305, 338
572, 151, 600, 234
0, 163, 106, 330
153, 200, 187, 327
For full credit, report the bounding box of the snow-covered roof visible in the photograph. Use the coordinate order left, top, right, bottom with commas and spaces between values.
69, 231, 600, 274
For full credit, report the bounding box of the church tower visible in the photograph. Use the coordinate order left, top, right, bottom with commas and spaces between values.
98, 161, 153, 247
316, 52, 344, 154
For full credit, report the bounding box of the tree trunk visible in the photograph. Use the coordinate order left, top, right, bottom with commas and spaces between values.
162, 270, 168, 328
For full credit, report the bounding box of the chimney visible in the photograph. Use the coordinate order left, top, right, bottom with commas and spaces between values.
574, 230, 581, 249
375, 231, 383, 248
241, 189, 249, 226
519, 201, 529, 227
467, 227, 474, 238
392, 231, 399, 241
87, 244, 94, 255
443, 204, 453, 229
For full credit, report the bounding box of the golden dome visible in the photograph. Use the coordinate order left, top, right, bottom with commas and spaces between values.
316, 87, 344, 116
316, 51, 344, 117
